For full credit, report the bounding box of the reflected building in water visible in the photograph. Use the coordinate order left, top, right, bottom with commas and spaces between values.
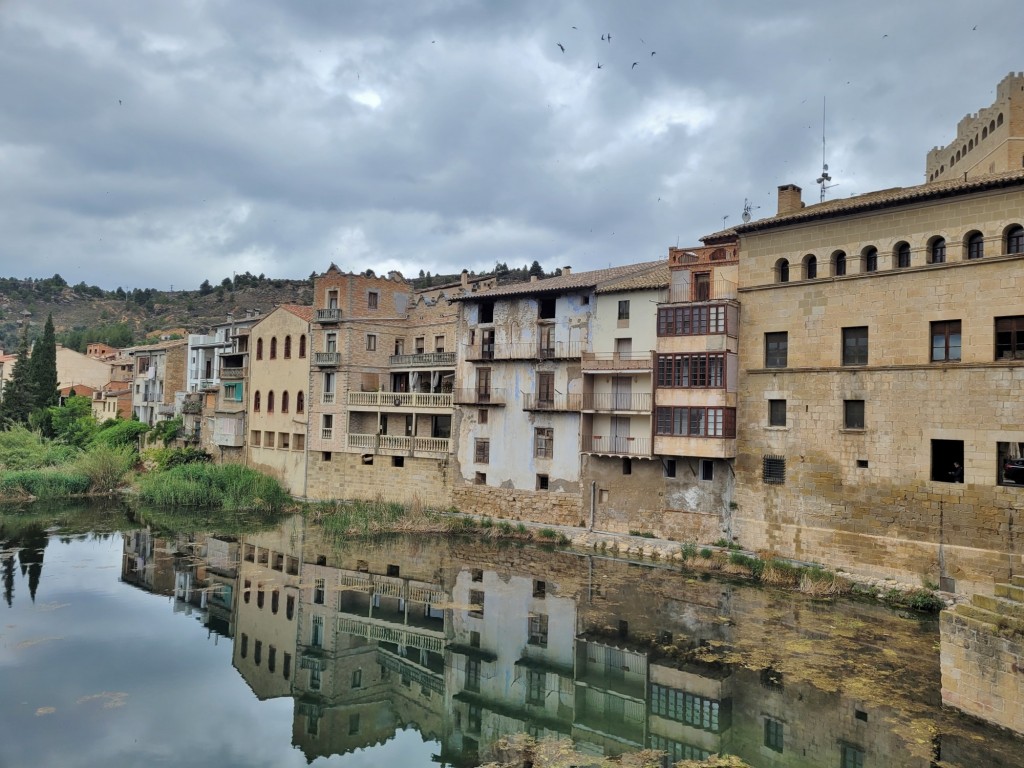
131, 521, 1022, 767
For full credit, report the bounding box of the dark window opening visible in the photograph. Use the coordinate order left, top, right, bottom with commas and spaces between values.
997, 442, 1024, 486
663, 459, 676, 478
479, 301, 494, 323
833, 251, 847, 276
855, 709, 868, 722
765, 332, 788, 368
536, 473, 549, 490
764, 718, 784, 753
392, 456, 404, 467
856, 459, 869, 469
387, 564, 400, 577
931, 439, 964, 483
996, 316, 1024, 360
622, 458, 632, 475
769, 399, 786, 427
700, 459, 714, 481
777, 259, 790, 283
930, 237, 946, 264
864, 247, 878, 272
842, 326, 868, 366
844, 400, 865, 429
475, 471, 486, 485
1007, 225, 1024, 255
763, 455, 786, 484
896, 242, 911, 268
533, 580, 546, 598
538, 298, 556, 319
967, 232, 985, 260
805, 255, 817, 279
617, 300, 630, 320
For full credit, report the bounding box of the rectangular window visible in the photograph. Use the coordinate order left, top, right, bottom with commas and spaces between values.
655, 407, 736, 438
476, 368, 492, 400
995, 316, 1024, 360
311, 615, 323, 647
352, 669, 362, 689
474, 471, 486, 485
764, 718, 784, 753
931, 320, 962, 362
663, 459, 676, 478
763, 455, 786, 484
693, 272, 711, 301
479, 301, 494, 323
465, 658, 481, 692
655, 353, 726, 388
998, 442, 1024, 486
435, 335, 445, 352
283, 653, 291, 680
769, 399, 786, 427
842, 326, 869, 366
617, 299, 630, 320
840, 744, 865, 768
649, 684, 722, 732
313, 578, 325, 604
348, 713, 360, 735
657, 305, 727, 336
700, 459, 714, 481
293, 433, 305, 451
278, 432, 290, 449
251, 430, 261, 446
478, 409, 488, 424
537, 372, 555, 404
528, 613, 549, 647
366, 334, 377, 351
264, 431, 275, 448
844, 400, 865, 429
414, 337, 425, 354
527, 669, 545, 705
932, 439, 964, 483
538, 298, 556, 319
367, 291, 379, 309
536, 473, 549, 490
469, 589, 484, 618
325, 332, 337, 353
534, 427, 553, 458
765, 332, 788, 368
474, 438, 490, 464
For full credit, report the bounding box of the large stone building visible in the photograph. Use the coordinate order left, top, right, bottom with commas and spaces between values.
728, 171, 1024, 594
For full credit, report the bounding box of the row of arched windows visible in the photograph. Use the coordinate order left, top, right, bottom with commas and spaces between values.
930, 112, 1004, 180
775, 224, 1024, 283
255, 335, 307, 361
252, 390, 305, 414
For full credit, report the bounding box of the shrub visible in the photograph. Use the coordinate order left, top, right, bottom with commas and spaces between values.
700, 547, 713, 559
498, 521, 514, 535
0, 426, 79, 469
679, 542, 698, 561
538, 528, 558, 539
92, 419, 150, 450
73, 444, 136, 492
0, 469, 91, 498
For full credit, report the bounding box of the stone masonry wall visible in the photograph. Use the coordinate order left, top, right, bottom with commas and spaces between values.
305, 452, 452, 508
451, 483, 583, 527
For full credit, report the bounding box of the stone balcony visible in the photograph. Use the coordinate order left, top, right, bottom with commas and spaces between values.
347, 391, 453, 409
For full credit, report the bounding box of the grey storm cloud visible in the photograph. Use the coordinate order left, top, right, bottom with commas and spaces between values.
0, 0, 1017, 290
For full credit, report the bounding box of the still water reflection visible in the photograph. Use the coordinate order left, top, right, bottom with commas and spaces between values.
1, 507, 1022, 767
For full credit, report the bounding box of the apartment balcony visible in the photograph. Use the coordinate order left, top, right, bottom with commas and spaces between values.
522, 393, 582, 412
452, 388, 507, 406
465, 341, 582, 362
581, 352, 653, 372
337, 569, 446, 605
313, 352, 341, 367
389, 351, 456, 368
667, 275, 738, 303
198, 378, 218, 391
654, 434, 737, 459
581, 392, 652, 413
347, 391, 453, 409
582, 434, 653, 458
220, 366, 246, 380
346, 433, 451, 456
315, 308, 341, 323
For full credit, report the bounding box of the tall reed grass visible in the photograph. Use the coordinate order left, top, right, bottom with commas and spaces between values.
137, 463, 290, 512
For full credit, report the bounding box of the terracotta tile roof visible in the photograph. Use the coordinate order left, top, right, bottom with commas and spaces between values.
596, 262, 670, 293
280, 304, 315, 322
450, 260, 666, 302
125, 339, 189, 353
703, 168, 1024, 240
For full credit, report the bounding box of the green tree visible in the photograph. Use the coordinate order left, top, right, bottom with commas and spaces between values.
34, 394, 96, 447
0, 327, 36, 425
528, 260, 544, 278
198, 279, 213, 296
29, 314, 58, 411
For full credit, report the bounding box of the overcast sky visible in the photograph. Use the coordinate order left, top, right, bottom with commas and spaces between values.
0, 1, 1019, 292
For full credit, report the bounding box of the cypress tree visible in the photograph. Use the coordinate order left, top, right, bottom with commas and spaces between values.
0, 326, 36, 425
30, 314, 59, 410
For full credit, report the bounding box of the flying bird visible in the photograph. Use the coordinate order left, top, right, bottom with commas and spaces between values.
557, 42, 565, 52
632, 61, 638, 69
572, 26, 578, 30
650, 50, 656, 56
606, 33, 611, 42
972, 25, 977, 30
597, 62, 602, 69
601, 34, 605, 40
118, 99, 122, 105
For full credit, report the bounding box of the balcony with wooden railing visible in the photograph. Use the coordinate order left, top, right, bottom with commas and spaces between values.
465, 340, 582, 362
667, 275, 738, 303
220, 366, 246, 380
313, 352, 341, 367
315, 308, 341, 323
346, 433, 451, 456
582, 434, 653, 458
580, 392, 653, 413
581, 351, 653, 372
452, 388, 507, 406
522, 393, 582, 412
347, 391, 453, 409
388, 351, 456, 368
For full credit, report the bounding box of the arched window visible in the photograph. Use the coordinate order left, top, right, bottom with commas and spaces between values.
253, 391, 261, 412
832, 251, 847, 277
776, 258, 789, 283
1006, 225, 1024, 255
997, 113, 1004, 127
281, 391, 289, 413
267, 391, 275, 413
990, 119, 996, 132
299, 335, 307, 358
804, 255, 817, 279
270, 337, 277, 359
271, 591, 280, 615
983, 126, 988, 139
863, 247, 878, 272
256, 338, 263, 360
296, 391, 305, 414
284, 336, 292, 358
895, 242, 911, 269
929, 237, 946, 264
966, 232, 984, 260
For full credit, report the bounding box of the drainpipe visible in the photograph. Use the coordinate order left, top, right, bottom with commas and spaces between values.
589, 481, 596, 531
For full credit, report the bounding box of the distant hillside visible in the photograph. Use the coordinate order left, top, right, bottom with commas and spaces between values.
0, 273, 314, 353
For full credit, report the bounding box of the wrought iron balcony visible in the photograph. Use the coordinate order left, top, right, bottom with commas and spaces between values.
522, 393, 582, 412
582, 434, 653, 457
667, 275, 738, 303
465, 341, 582, 361
581, 351, 653, 371
580, 392, 652, 412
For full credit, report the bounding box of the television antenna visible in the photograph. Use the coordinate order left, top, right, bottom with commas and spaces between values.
817, 96, 838, 202
741, 198, 760, 223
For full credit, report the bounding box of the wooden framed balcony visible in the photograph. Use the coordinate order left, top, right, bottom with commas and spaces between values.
388, 351, 456, 368
452, 388, 506, 406
465, 341, 582, 362
522, 393, 582, 412
347, 391, 453, 409
581, 352, 653, 372
582, 434, 653, 458
667, 275, 738, 303
219, 366, 246, 380
580, 392, 652, 413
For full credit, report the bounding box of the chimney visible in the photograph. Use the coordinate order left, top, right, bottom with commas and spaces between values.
562, 266, 571, 275
530, 275, 539, 282
777, 184, 804, 215
460, 269, 469, 288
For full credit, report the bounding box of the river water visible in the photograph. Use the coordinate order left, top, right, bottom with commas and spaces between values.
1, 503, 1022, 768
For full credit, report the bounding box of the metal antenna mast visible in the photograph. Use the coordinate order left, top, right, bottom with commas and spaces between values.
816, 96, 836, 202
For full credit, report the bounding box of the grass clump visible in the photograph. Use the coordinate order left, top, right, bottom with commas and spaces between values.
700, 547, 713, 559
0, 426, 79, 470
679, 542, 698, 562
137, 463, 290, 512
629, 529, 657, 538
883, 586, 945, 613
0, 469, 91, 499
72, 444, 136, 492
537, 528, 558, 539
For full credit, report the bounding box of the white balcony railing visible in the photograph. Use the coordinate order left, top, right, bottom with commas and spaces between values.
321, 427, 333, 441
581, 392, 652, 412
322, 392, 335, 405
346, 434, 451, 454
582, 435, 653, 457
388, 351, 456, 367
347, 391, 453, 409
314, 352, 341, 367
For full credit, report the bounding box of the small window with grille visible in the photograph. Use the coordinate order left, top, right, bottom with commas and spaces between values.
763, 455, 786, 484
